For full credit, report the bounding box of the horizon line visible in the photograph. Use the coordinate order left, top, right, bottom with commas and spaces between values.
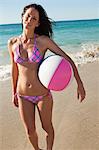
0, 18, 99, 26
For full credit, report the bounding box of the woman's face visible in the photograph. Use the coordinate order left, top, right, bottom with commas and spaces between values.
22, 7, 39, 30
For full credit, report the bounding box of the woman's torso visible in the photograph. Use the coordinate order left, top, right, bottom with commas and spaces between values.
11, 34, 49, 96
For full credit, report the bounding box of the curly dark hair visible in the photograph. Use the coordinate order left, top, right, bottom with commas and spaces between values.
21, 3, 53, 38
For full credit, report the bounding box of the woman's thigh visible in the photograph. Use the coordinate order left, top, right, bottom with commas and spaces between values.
18, 96, 36, 130
37, 93, 53, 128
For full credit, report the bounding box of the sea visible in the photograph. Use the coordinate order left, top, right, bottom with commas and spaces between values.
0, 19, 99, 81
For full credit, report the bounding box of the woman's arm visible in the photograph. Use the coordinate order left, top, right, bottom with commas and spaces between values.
45, 37, 86, 102
8, 38, 19, 96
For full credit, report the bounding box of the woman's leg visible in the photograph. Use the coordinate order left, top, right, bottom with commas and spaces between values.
18, 96, 40, 150
37, 94, 54, 150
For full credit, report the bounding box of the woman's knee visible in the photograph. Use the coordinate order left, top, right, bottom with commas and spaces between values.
25, 125, 36, 137
42, 122, 53, 133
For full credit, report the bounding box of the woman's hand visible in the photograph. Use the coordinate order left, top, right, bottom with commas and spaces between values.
77, 82, 86, 102
12, 94, 19, 107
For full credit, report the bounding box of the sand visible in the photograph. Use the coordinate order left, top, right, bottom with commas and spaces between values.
0, 61, 99, 150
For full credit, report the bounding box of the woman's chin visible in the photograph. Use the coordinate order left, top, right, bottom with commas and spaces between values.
24, 24, 30, 29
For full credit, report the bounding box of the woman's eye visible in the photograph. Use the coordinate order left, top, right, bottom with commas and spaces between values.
27, 14, 36, 20
31, 17, 36, 20
25, 14, 37, 21
28, 14, 30, 18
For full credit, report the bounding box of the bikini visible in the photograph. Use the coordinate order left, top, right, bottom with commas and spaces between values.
15, 91, 51, 104
14, 34, 52, 104
14, 35, 43, 64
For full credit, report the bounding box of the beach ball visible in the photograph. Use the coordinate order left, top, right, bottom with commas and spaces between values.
38, 55, 74, 91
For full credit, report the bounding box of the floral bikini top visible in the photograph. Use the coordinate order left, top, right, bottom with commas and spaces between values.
14, 34, 43, 64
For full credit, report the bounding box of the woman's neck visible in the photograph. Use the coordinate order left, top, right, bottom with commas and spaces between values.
22, 29, 35, 40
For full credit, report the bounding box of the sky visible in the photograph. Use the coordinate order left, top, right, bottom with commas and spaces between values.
0, 0, 99, 24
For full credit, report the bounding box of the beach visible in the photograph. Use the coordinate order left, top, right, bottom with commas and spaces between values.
0, 61, 99, 150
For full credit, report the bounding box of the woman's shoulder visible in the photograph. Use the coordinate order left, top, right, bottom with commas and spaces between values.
36, 34, 52, 50
36, 34, 52, 44
8, 36, 20, 53
8, 36, 20, 46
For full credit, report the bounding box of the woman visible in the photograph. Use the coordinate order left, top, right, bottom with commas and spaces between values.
8, 3, 86, 150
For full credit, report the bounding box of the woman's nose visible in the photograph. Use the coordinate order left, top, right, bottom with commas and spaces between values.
28, 17, 32, 22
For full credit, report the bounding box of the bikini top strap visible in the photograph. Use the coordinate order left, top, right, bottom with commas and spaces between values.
19, 34, 23, 45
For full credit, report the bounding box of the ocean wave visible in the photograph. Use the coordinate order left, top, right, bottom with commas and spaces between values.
73, 43, 99, 65
60, 43, 99, 65
0, 65, 11, 81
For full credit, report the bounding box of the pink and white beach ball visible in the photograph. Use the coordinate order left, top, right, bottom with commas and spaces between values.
38, 55, 73, 91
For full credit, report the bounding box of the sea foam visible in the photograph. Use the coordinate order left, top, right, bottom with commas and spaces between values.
0, 65, 11, 81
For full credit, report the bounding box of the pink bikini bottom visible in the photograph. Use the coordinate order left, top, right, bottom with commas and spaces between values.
16, 90, 52, 104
